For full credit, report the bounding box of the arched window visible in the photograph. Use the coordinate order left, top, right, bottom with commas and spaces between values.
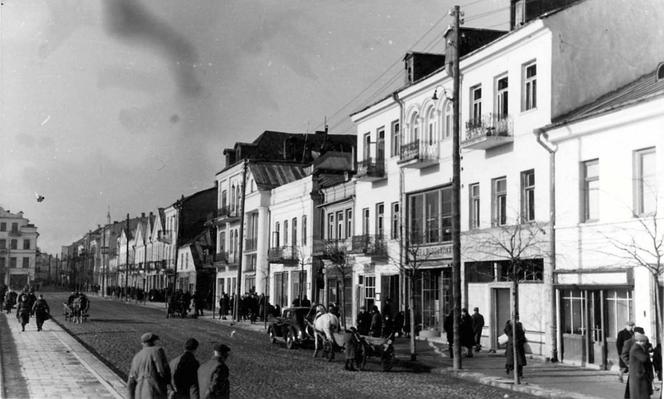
444, 101, 453, 140
409, 111, 419, 144
426, 107, 437, 145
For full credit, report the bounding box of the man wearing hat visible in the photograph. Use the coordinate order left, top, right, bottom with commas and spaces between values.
168, 338, 200, 399
628, 332, 654, 399
617, 321, 635, 382
198, 343, 230, 399
127, 332, 171, 399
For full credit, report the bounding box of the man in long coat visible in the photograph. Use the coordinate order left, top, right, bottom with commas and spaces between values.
621, 326, 646, 399
504, 320, 527, 378
16, 296, 31, 332
628, 332, 653, 399
169, 338, 200, 399
198, 343, 230, 399
471, 307, 485, 352
617, 321, 635, 382
32, 294, 50, 331
460, 308, 475, 357
127, 332, 171, 399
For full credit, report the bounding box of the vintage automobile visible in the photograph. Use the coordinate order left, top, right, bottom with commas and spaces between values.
267, 306, 313, 349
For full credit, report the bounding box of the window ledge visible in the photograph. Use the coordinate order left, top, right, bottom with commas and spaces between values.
520, 107, 538, 115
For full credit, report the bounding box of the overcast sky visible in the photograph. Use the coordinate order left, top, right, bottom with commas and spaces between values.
0, 0, 507, 254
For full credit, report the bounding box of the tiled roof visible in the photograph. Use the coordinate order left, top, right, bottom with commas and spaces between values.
249, 162, 308, 190
551, 67, 664, 126
317, 174, 348, 189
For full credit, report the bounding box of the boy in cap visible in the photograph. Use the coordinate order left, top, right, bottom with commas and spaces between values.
198, 343, 230, 399
169, 338, 200, 399
127, 332, 171, 399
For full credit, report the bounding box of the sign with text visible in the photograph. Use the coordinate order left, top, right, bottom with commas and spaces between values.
413, 244, 452, 260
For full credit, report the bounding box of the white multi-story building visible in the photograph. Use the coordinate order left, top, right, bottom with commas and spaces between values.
0, 207, 38, 289
542, 63, 664, 367
349, 0, 664, 360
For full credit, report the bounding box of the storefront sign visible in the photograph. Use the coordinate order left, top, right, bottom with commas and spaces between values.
414, 244, 452, 260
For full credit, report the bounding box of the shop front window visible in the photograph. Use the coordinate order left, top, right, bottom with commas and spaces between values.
562, 289, 586, 335
605, 289, 633, 338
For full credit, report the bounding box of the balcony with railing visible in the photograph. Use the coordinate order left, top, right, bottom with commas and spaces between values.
268, 246, 299, 264
213, 251, 228, 268
213, 206, 240, 225
312, 238, 353, 256
462, 113, 513, 150
398, 139, 439, 168
350, 234, 388, 259
356, 158, 386, 182
8, 229, 21, 237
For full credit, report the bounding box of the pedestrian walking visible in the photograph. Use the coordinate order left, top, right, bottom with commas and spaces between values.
169, 338, 200, 399
617, 321, 635, 382
369, 306, 382, 338
460, 308, 475, 357
621, 326, 646, 399
343, 327, 359, 371
356, 307, 370, 336
31, 294, 50, 332
16, 295, 31, 332
382, 298, 393, 337
444, 310, 454, 358
198, 343, 230, 399
628, 332, 654, 399
127, 332, 171, 399
471, 307, 485, 352
504, 319, 527, 379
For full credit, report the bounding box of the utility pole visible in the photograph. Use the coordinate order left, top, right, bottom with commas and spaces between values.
450, 4, 463, 370
124, 213, 130, 301
234, 160, 248, 322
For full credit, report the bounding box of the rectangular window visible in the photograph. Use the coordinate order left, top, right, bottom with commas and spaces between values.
9, 257, 16, 268
492, 177, 507, 226
561, 289, 585, 335
302, 215, 307, 245
634, 147, 656, 215
11, 223, 18, 233
0, 223, 5, 231
23, 239, 30, 250
10, 239, 17, 250
523, 61, 537, 111
471, 85, 482, 124
391, 202, 400, 239
391, 120, 400, 157
220, 231, 226, 253
425, 192, 439, 243
521, 169, 535, 222
441, 189, 452, 242
364, 275, 376, 311
274, 223, 280, 247
363, 132, 371, 161
291, 218, 297, 247
345, 209, 353, 238
469, 183, 480, 229
327, 213, 334, 240
0, 258, 4, 269
284, 220, 289, 245
362, 208, 370, 235
0, 239, 5, 249
377, 127, 385, 163
221, 190, 227, 208
496, 76, 508, 117
408, 186, 452, 245
376, 203, 385, 237
22, 257, 29, 269
336, 211, 344, 240
582, 159, 599, 222
292, 270, 308, 302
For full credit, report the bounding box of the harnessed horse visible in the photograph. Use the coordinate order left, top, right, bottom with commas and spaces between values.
307, 305, 340, 360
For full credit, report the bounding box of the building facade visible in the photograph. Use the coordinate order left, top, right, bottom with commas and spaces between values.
0, 208, 38, 289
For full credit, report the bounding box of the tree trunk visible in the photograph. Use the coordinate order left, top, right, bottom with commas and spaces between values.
409, 270, 416, 361
653, 274, 663, 399
340, 273, 347, 330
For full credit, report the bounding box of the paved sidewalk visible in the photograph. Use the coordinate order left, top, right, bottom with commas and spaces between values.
0, 312, 126, 399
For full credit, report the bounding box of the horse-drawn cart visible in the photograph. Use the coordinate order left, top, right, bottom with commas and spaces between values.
315, 330, 395, 371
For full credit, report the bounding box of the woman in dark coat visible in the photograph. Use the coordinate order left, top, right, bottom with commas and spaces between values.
32, 294, 50, 332
343, 327, 359, 371
628, 333, 654, 399
16, 296, 31, 332
369, 306, 382, 337
504, 320, 527, 378
460, 308, 475, 357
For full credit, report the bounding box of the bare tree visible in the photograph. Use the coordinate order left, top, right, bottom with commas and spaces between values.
465, 217, 547, 385
603, 204, 663, 385
321, 240, 353, 329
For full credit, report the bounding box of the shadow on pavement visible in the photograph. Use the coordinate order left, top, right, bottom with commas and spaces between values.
0, 315, 30, 398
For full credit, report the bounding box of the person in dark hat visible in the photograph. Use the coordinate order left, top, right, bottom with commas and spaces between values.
32, 294, 50, 332
198, 343, 230, 399
628, 332, 654, 399
127, 332, 171, 399
168, 338, 200, 399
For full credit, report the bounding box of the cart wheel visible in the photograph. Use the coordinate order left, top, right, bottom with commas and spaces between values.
286, 329, 296, 349
268, 327, 277, 344
356, 345, 368, 370
381, 348, 394, 371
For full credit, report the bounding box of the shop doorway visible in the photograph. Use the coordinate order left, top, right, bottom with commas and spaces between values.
493, 287, 511, 349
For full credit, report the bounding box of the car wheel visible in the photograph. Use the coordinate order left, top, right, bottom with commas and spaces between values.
286, 329, 296, 350
268, 327, 277, 344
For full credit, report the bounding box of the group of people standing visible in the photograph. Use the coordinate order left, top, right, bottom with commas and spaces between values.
2, 286, 51, 332
127, 332, 231, 399
616, 321, 662, 399
218, 290, 278, 323
444, 307, 486, 359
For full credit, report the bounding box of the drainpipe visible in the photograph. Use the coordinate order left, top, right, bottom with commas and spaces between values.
534, 127, 559, 362
392, 91, 406, 313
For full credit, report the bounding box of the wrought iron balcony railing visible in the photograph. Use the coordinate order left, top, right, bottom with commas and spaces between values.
356, 158, 386, 181
268, 246, 299, 263
462, 113, 513, 150
399, 139, 439, 167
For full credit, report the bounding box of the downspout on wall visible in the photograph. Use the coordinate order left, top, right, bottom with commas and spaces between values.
392, 91, 406, 312
534, 127, 559, 362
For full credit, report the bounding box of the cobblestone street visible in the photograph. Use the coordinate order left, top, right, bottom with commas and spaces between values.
43, 293, 535, 399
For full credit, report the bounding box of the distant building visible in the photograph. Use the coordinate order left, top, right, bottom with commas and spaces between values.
0, 207, 38, 289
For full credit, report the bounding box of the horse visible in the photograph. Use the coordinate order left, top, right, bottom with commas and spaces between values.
307, 304, 340, 360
